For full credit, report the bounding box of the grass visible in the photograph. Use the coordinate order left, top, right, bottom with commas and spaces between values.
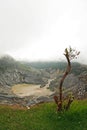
0, 100, 87, 130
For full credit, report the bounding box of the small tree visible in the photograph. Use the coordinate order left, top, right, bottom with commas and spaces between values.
54, 46, 80, 111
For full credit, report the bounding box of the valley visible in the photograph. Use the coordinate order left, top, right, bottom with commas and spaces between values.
12, 79, 54, 97
0, 56, 87, 107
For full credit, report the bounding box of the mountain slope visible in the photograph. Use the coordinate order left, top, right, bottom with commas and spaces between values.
0, 56, 49, 87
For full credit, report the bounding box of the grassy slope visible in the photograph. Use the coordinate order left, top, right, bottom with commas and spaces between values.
0, 100, 87, 130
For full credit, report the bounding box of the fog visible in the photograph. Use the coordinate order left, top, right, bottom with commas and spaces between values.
0, 0, 87, 63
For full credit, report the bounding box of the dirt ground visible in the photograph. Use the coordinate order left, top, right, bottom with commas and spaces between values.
12, 79, 54, 98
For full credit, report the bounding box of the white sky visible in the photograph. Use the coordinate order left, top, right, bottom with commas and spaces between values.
0, 0, 87, 63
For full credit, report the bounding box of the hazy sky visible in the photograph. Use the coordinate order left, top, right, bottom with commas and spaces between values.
0, 0, 87, 63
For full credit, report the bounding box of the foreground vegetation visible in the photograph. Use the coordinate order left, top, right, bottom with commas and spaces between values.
0, 100, 87, 130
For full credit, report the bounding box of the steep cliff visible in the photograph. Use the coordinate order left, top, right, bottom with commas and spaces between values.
0, 56, 49, 87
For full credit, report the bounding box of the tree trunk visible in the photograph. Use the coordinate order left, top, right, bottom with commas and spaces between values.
54, 47, 79, 111
65, 97, 74, 110
58, 51, 71, 111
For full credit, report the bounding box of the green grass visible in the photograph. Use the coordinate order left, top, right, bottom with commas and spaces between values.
0, 100, 87, 130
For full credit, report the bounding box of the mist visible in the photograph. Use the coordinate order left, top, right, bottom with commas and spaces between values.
0, 0, 87, 64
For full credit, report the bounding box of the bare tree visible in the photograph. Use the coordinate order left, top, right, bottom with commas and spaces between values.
54, 46, 80, 111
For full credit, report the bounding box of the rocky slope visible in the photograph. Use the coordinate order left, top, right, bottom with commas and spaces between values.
0, 56, 50, 87
0, 57, 87, 106
0, 56, 54, 106
49, 64, 87, 99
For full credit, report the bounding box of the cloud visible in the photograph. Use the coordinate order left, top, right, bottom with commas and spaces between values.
0, 0, 87, 63
0, 0, 48, 53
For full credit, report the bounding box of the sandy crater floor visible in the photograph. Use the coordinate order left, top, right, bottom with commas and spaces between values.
12, 79, 54, 98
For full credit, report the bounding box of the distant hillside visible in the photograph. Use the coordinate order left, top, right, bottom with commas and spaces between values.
0, 56, 87, 99
0, 56, 87, 106
22, 61, 83, 75
22, 61, 67, 69
0, 56, 50, 87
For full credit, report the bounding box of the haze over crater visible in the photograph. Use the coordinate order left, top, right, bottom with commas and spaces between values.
0, 0, 87, 63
